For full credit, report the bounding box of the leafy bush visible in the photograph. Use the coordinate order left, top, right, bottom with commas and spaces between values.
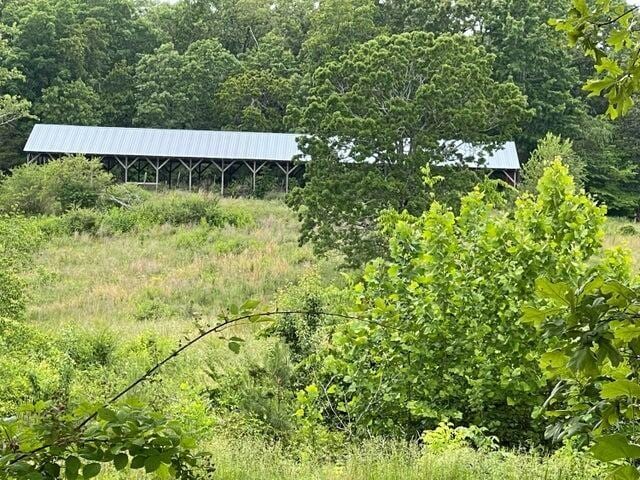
0, 156, 113, 215
524, 271, 640, 480
0, 318, 70, 415
1, 400, 214, 479
58, 329, 118, 369
207, 342, 297, 440
619, 223, 639, 236
0, 215, 43, 319
98, 206, 138, 234
135, 192, 222, 227
58, 208, 102, 235
317, 161, 609, 442
101, 182, 151, 208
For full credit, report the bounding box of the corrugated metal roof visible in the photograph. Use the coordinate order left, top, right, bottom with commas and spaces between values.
24, 124, 520, 170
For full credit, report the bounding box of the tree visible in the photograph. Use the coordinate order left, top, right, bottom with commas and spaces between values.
217, 70, 295, 132
34, 78, 102, 125
289, 32, 530, 265
477, 0, 584, 155
0, 28, 31, 128
553, 0, 640, 118
317, 161, 610, 442
300, 0, 380, 68
521, 133, 586, 193
134, 40, 240, 129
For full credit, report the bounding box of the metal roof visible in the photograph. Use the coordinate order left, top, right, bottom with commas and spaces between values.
24, 124, 520, 170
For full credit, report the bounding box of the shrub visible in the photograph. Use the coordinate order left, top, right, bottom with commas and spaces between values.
101, 182, 151, 208
207, 342, 297, 441
319, 161, 609, 442
58, 208, 102, 235
135, 192, 222, 227
98, 207, 138, 234
0, 318, 70, 415
0, 156, 113, 215
57, 329, 118, 368
619, 223, 639, 236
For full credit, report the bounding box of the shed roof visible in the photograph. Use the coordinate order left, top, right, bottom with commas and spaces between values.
24, 124, 521, 170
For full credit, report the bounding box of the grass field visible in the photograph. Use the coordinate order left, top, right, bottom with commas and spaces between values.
15, 196, 639, 479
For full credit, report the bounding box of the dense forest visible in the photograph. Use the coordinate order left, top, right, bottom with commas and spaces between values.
4, 1, 640, 479
1, 0, 639, 215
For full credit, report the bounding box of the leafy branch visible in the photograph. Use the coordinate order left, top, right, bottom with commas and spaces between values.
1, 306, 359, 479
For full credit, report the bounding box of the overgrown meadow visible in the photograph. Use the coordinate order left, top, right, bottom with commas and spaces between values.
2, 157, 640, 479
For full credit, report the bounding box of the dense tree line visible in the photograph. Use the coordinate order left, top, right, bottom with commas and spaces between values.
0, 0, 639, 229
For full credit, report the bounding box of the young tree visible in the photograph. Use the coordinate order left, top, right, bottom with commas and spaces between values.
289, 32, 529, 265
521, 133, 586, 193
0, 29, 31, 128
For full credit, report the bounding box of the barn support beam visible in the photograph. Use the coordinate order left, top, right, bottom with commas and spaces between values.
504, 169, 517, 187
178, 159, 203, 191
276, 162, 299, 193
243, 160, 267, 192
212, 160, 236, 196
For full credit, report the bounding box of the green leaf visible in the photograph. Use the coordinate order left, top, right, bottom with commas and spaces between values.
144, 455, 162, 473
97, 407, 118, 422
228, 341, 241, 354
535, 278, 571, 307
520, 306, 547, 326
591, 434, 640, 462
567, 348, 599, 377
601, 379, 640, 399
113, 453, 128, 471
130, 455, 146, 469
229, 304, 239, 315
82, 463, 101, 479
608, 464, 640, 480
65, 456, 81, 480
240, 299, 261, 311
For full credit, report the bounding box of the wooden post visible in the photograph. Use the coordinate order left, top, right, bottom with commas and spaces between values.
276, 162, 299, 193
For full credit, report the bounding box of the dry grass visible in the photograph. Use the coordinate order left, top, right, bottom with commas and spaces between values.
23, 198, 340, 339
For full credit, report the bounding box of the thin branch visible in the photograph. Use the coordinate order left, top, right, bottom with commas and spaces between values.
9, 309, 360, 464
593, 6, 639, 27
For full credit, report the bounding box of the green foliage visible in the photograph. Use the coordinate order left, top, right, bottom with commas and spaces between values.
0, 214, 43, 319
207, 342, 297, 440
0, 400, 214, 480
524, 272, 640, 479
289, 31, 530, 265
0, 318, 70, 415
521, 133, 586, 194
319, 161, 607, 441
216, 69, 295, 132
552, 0, 640, 119
34, 79, 102, 125
134, 39, 240, 129
133, 192, 224, 228
0, 157, 113, 215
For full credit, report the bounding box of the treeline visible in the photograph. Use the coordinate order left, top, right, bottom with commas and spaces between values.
0, 0, 638, 215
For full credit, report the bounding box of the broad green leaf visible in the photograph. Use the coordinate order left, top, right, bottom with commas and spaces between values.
144, 455, 162, 473
568, 348, 599, 377
65, 456, 81, 480
591, 434, 640, 462
228, 341, 241, 354
130, 455, 146, 469
229, 304, 239, 315
535, 278, 571, 307
113, 453, 128, 471
240, 299, 260, 311
608, 464, 640, 480
601, 379, 640, 399
614, 323, 640, 342
520, 306, 547, 326
82, 463, 101, 479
